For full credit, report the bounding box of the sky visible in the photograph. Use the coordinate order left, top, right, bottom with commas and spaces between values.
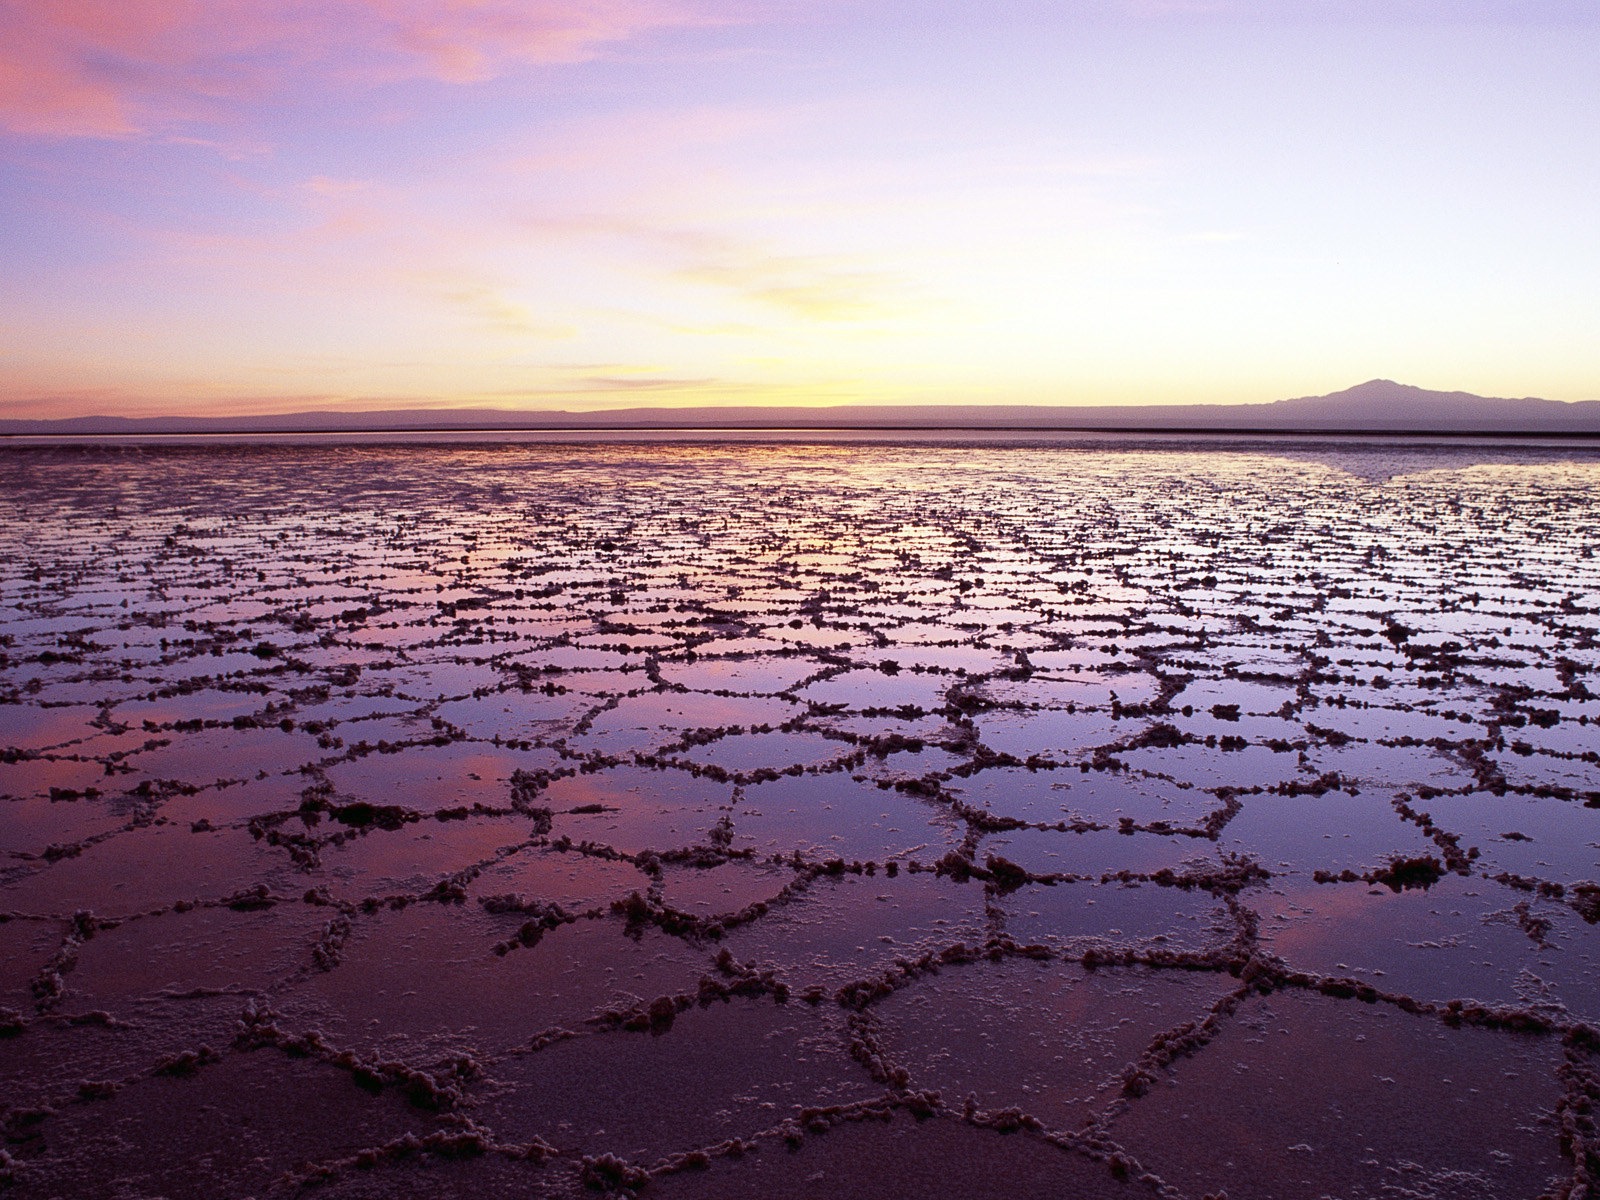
1, 0, 1596, 419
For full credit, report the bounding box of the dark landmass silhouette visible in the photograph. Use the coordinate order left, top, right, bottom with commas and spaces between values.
4, 379, 1599, 435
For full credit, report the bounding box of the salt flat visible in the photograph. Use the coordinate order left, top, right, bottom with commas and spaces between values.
1, 437, 1598, 1198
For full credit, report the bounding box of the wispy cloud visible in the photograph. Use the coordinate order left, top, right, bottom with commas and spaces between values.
305, 176, 373, 198
0, 0, 725, 138
357, 0, 728, 83
678, 256, 893, 320
573, 374, 716, 391
526, 214, 903, 321
404, 267, 578, 338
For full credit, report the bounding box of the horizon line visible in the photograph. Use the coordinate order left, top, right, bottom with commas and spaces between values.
8, 423, 1600, 441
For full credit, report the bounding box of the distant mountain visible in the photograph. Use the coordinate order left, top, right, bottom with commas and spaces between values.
3, 380, 1598, 436
1260, 380, 1600, 431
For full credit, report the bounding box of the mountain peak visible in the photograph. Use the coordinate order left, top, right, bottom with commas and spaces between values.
1262, 380, 1600, 430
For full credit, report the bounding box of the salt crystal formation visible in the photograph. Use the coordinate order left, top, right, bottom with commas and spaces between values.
1, 438, 1598, 1199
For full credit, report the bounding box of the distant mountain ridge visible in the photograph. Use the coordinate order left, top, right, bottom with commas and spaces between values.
1264, 380, 1600, 431
4, 380, 1598, 435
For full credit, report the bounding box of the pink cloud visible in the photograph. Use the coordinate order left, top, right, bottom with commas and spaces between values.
0, 0, 722, 138
362, 0, 722, 82
0, 41, 134, 138
0, 1, 286, 136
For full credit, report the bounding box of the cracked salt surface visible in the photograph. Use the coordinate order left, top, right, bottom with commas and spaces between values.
2, 437, 1600, 1198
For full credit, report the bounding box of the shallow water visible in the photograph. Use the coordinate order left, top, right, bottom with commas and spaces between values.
1, 437, 1599, 1198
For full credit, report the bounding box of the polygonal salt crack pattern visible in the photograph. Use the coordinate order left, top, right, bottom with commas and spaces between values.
0, 440, 1598, 1199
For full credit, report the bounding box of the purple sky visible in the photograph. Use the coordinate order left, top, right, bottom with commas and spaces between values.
1, 0, 1595, 417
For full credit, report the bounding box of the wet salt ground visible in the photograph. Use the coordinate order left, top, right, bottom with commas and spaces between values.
0, 441, 1599, 1199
